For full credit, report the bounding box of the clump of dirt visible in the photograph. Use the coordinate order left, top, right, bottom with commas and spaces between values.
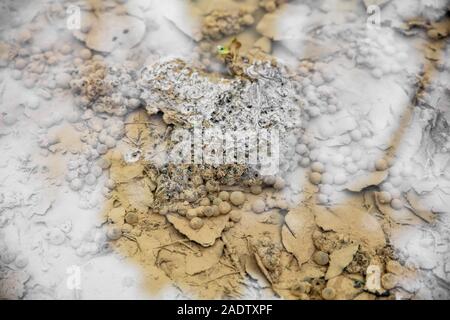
69, 59, 141, 116
201, 9, 255, 40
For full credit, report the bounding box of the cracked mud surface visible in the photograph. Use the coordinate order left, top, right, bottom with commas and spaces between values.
1, 0, 450, 300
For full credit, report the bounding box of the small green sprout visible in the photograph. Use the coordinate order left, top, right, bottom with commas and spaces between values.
217, 45, 230, 55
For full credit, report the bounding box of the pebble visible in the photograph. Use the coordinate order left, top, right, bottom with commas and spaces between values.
327, 104, 337, 113
186, 209, 198, 220
91, 165, 103, 178
321, 172, 334, 184
230, 191, 246, 206
250, 185, 262, 195
70, 178, 83, 191
79, 49, 92, 60
97, 158, 111, 169
242, 14, 255, 26
97, 144, 108, 155
2, 113, 18, 126
390, 198, 403, 210
296, 144, 308, 155
85, 173, 97, 185
263, 176, 276, 186
350, 129, 362, 141
311, 161, 325, 173
386, 260, 403, 274
14, 255, 29, 268
332, 154, 344, 167
189, 217, 204, 230
1, 250, 17, 264
211, 205, 220, 217
184, 190, 197, 203
378, 191, 392, 204
322, 287, 336, 300
229, 210, 242, 222
79, 164, 89, 176
105, 179, 116, 190
206, 180, 219, 193
309, 172, 322, 185
381, 273, 397, 290
203, 206, 215, 217
73, 57, 83, 66
375, 158, 388, 171
345, 163, 358, 174
66, 110, 80, 122
55, 73, 72, 88
299, 157, 310, 167
218, 201, 232, 214
273, 177, 285, 190
15, 58, 27, 70
127, 98, 141, 109
106, 226, 122, 240
317, 194, 328, 204
104, 136, 117, 148
334, 172, 347, 185
125, 212, 139, 225
313, 251, 329, 265
251, 199, 266, 213
263, 1, 276, 12
122, 224, 133, 233
218, 191, 230, 201
59, 44, 72, 55
390, 176, 402, 187
65, 170, 78, 182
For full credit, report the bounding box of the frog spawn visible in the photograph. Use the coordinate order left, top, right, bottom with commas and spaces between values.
154, 177, 257, 231
69, 60, 142, 116
64, 115, 124, 193
291, 59, 408, 210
